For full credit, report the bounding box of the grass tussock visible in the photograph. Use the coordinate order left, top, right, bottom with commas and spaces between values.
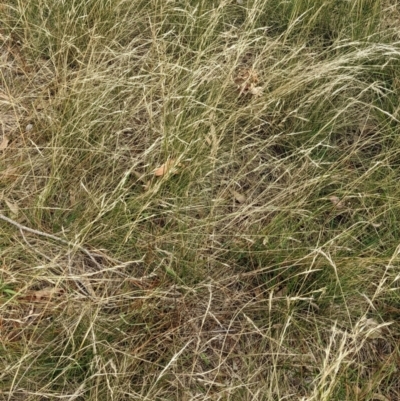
1, 0, 400, 400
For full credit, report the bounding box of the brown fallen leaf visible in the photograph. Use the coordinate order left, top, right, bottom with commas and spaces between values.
0, 136, 9, 150
230, 189, 246, 203
154, 158, 176, 177
26, 287, 64, 302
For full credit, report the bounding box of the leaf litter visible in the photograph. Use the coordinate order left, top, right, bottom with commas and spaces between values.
5, 199, 19, 216
154, 158, 178, 177
0, 136, 9, 150
230, 189, 246, 203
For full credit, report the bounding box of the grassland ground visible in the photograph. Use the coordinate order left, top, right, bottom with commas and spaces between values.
1, 0, 400, 400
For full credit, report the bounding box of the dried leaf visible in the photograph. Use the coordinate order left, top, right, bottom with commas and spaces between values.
248, 84, 263, 97
230, 189, 246, 203
0, 136, 9, 150
329, 195, 345, 209
5, 199, 18, 215
234, 68, 259, 87
154, 159, 176, 177
234, 67, 260, 95
27, 287, 64, 302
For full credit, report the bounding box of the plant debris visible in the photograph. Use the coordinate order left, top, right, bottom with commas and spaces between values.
154, 158, 178, 176
0, 136, 9, 150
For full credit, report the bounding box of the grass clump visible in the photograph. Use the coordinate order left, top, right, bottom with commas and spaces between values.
1, 0, 400, 400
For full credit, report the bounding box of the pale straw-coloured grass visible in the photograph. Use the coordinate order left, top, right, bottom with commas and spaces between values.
1, 0, 399, 400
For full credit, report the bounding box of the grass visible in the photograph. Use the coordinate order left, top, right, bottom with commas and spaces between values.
1, 0, 400, 399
